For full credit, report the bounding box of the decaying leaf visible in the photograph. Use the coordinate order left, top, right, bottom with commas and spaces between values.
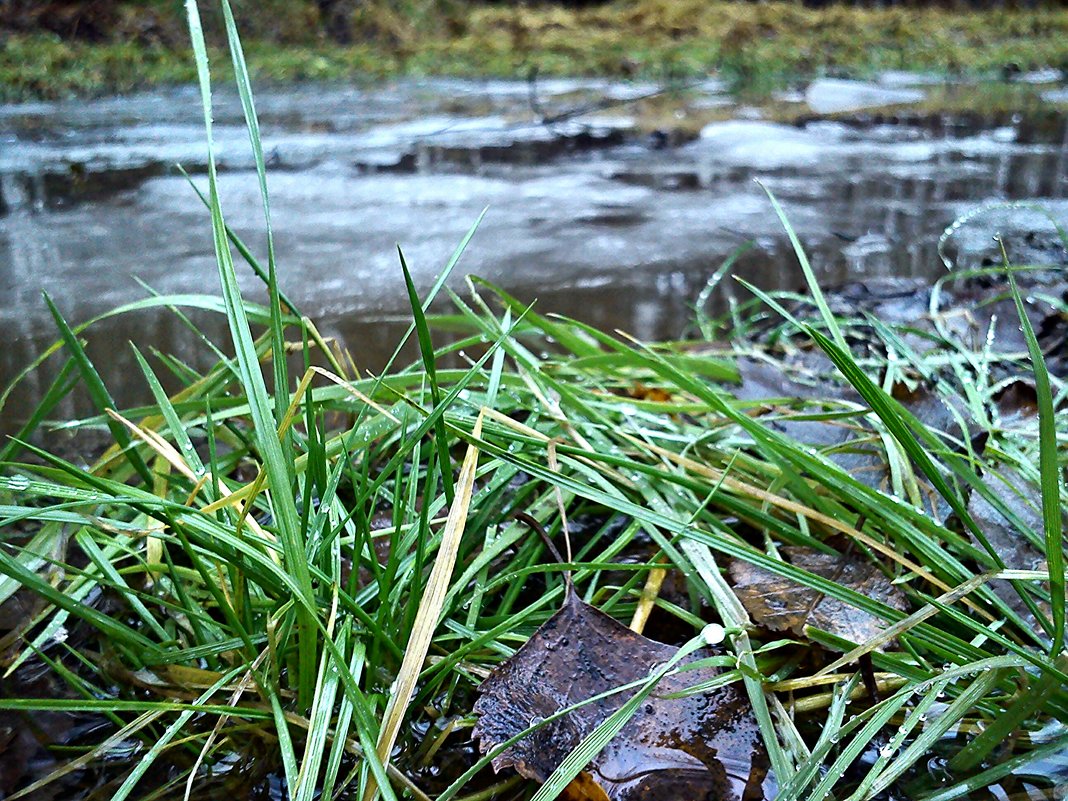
729, 547, 907, 646
472, 589, 774, 801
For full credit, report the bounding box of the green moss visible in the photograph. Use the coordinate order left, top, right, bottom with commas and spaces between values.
5, 2, 1068, 101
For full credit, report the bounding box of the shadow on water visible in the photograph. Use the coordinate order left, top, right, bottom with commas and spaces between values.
2, 78, 1068, 434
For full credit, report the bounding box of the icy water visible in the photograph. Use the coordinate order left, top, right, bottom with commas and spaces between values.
3, 74, 1068, 801
2, 75, 1068, 428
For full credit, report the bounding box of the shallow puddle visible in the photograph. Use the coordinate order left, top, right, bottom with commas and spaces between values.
2, 76, 1067, 432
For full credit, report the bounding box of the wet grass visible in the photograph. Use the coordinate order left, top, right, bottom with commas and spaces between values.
2, 2, 1068, 800
6, 1, 1068, 100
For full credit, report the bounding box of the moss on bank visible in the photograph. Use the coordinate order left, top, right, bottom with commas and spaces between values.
4, 1, 1068, 100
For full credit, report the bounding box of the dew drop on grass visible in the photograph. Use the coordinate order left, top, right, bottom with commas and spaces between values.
7, 475, 29, 491
701, 623, 725, 646
879, 744, 895, 759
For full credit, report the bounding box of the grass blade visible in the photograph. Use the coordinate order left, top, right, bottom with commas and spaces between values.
1004, 255, 1065, 657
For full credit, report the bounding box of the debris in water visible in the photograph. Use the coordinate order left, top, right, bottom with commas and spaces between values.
472, 588, 774, 800
729, 546, 908, 646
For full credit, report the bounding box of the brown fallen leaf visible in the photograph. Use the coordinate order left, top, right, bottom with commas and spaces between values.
729, 547, 908, 646
472, 589, 774, 801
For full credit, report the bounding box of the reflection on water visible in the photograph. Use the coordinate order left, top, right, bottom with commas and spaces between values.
2, 78, 1068, 431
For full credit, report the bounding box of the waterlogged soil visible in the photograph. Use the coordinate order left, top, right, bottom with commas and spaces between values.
2, 76, 1068, 430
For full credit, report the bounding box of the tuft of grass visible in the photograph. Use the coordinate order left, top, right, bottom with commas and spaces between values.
1, 3, 1067, 800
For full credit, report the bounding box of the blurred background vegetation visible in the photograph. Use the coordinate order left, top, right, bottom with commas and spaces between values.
4, 0, 1068, 99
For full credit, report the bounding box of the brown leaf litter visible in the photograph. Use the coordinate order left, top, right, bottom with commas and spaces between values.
473, 588, 774, 801
729, 546, 908, 646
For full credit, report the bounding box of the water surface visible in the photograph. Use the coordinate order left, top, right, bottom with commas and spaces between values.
2, 76, 1068, 428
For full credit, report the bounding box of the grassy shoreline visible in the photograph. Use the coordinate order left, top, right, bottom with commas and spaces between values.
5, 1, 1068, 101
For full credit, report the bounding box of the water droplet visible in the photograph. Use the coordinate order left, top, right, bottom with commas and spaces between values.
6, 475, 29, 491
701, 623, 725, 646
529, 715, 544, 728
879, 744, 895, 759
560, 637, 569, 647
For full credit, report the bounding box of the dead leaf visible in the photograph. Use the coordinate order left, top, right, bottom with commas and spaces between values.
729, 547, 907, 646
472, 589, 774, 801
628, 383, 672, 403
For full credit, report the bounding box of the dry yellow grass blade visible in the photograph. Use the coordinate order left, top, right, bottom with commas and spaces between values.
141, 453, 172, 586
187, 366, 313, 519
89, 334, 276, 477
362, 410, 486, 801
770, 672, 899, 693
546, 440, 572, 564
310, 366, 401, 423
198, 365, 397, 519
515, 368, 596, 454
629, 560, 667, 634
481, 407, 636, 490
198, 480, 258, 516
628, 434, 977, 606
106, 409, 279, 555
790, 676, 909, 714
275, 367, 317, 439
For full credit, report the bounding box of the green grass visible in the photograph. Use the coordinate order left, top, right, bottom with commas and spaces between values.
1, 2, 1068, 799
6, 0, 1068, 100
